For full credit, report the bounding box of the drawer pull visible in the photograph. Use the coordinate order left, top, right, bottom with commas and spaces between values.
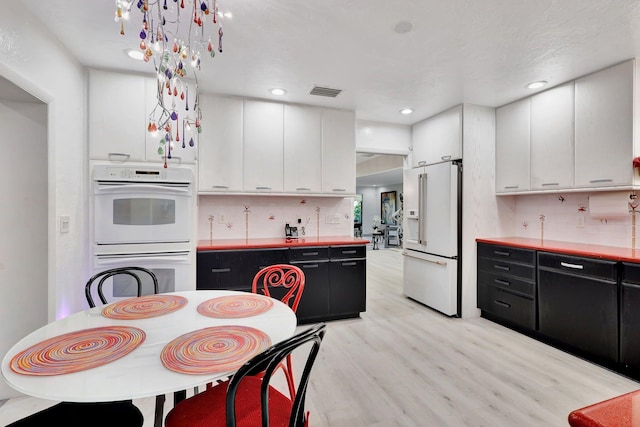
494, 250, 510, 257
494, 264, 510, 271
302, 264, 319, 269
211, 268, 231, 273
303, 252, 319, 256
494, 300, 511, 308
342, 250, 357, 255
494, 279, 510, 286
342, 262, 357, 267
560, 262, 584, 270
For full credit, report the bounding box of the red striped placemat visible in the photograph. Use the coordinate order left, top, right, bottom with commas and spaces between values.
160, 325, 271, 375
10, 326, 146, 376
102, 295, 188, 320
197, 294, 274, 318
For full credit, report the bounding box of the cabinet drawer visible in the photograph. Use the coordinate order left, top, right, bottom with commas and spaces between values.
289, 247, 329, 262
478, 283, 536, 330
477, 270, 535, 297
538, 252, 617, 281
329, 245, 366, 259
621, 262, 640, 285
477, 243, 535, 265
477, 257, 535, 281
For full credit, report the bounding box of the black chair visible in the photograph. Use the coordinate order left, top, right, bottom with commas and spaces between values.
165, 323, 327, 427
85, 266, 159, 308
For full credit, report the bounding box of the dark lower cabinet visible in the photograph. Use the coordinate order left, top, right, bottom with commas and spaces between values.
197, 245, 366, 324
537, 252, 618, 365
620, 262, 640, 374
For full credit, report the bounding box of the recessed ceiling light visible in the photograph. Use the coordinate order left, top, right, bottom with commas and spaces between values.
526, 81, 548, 89
124, 48, 144, 61
400, 108, 413, 115
270, 88, 287, 96
394, 21, 414, 34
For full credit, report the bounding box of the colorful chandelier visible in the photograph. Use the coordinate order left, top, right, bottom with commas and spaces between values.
115, 0, 226, 167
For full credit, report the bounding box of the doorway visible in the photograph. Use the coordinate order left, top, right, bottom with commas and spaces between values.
0, 76, 48, 399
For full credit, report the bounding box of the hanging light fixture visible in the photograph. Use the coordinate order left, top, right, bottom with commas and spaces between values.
115, 0, 227, 167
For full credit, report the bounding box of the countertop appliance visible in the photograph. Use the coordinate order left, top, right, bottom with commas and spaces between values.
402, 160, 461, 316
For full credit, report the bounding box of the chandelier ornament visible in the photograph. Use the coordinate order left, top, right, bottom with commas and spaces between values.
115, 0, 226, 167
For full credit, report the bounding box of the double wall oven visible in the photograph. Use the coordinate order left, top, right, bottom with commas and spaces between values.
92, 164, 195, 302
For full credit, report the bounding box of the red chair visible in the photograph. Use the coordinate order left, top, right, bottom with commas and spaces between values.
252, 264, 305, 399
165, 323, 326, 427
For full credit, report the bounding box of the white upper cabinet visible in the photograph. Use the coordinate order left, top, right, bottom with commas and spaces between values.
198, 95, 243, 192
322, 109, 356, 194
243, 100, 284, 192
530, 82, 575, 190
495, 98, 531, 193
411, 105, 462, 167
284, 105, 322, 193
575, 60, 635, 188
88, 69, 147, 162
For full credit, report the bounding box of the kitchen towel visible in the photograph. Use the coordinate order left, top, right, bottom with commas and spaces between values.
588, 191, 632, 219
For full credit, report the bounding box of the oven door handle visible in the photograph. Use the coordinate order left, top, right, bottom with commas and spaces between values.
95, 184, 191, 195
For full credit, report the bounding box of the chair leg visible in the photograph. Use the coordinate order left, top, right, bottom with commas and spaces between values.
154, 394, 165, 427
284, 354, 296, 399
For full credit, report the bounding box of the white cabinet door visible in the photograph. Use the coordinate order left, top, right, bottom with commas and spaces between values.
88, 69, 146, 162
411, 105, 462, 167
243, 100, 284, 192
495, 98, 531, 193
144, 78, 198, 165
530, 82, 575, 190
284, 105, 322, 193
322, 109, 356, 194
198, 95, 243, 192
575, 60, 634, 188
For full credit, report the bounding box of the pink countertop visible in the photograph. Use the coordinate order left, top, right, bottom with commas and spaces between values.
569, 390, 640, 427
197, 236, 369, 250
476, 236, 640, 263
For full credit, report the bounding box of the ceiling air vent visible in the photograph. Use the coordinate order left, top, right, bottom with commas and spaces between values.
309, 85, 342, 98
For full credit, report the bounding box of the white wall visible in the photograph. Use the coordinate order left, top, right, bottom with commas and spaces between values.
197, 196, 353, 241
0, 3, 87, 323
356, 120, 411, 155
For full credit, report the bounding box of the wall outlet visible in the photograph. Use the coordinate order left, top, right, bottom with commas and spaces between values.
577, 213, 585, 228
218, 214, 225, 223
325, 214, 341, 224
60, 215, 70, 233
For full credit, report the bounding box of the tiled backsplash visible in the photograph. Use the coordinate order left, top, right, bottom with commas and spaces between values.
197, 195, 354, 240
514, 192, 636, 248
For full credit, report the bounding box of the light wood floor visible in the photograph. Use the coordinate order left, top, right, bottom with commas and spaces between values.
2, 248, 639, 426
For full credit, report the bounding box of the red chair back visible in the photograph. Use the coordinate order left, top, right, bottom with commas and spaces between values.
252, 264, 305, 312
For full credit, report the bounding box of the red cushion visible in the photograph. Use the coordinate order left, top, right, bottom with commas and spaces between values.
165, 377, 293, 427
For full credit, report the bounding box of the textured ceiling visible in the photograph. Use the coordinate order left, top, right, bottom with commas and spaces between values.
15, 0, 640, 126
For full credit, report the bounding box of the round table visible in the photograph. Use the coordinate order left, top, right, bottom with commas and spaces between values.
1, 290, 297, 402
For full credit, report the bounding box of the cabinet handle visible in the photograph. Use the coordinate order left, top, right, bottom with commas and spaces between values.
212, 185, 229, 189
503, 185, 519, 189
302, 264, 319, 269
494, 300, 511, 308
302, 252, 319, 256
589, 179, 613, 184
541, 183, 559, 187
441, 155, 452, 161
418, 160, 427, 166
256, 186, 271, 190
560, 262, 584, 270
425, 258, 447, 266
494, 250, 510, 257
494, 279, 510, 286
107, 152, 131, 161
211, 268, 231, 273
332, 188, 346, 192
296, 187, 311, 191
494, 264, 510, 271
342, 250, 357, 255
341, 262, 357, 266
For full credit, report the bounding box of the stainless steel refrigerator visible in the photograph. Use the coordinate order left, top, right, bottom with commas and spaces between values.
402, 160, 462, 316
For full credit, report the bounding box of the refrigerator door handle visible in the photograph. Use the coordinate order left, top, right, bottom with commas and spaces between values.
418, 173, 427, 245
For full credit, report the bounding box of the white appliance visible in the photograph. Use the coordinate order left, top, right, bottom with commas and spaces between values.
91, 164, 195, 302
403, 160, 461, 316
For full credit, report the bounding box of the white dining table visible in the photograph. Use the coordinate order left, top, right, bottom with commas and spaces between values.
0, 290, 297, 403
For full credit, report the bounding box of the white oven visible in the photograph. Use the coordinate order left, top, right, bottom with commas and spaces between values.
93, 165, 193, 246
92, 251, 192, 301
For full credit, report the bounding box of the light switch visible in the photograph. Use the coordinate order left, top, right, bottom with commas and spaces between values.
60, 215, 70, 233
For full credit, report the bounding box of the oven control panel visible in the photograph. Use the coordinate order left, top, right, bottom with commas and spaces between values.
93, 165, 192, 183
